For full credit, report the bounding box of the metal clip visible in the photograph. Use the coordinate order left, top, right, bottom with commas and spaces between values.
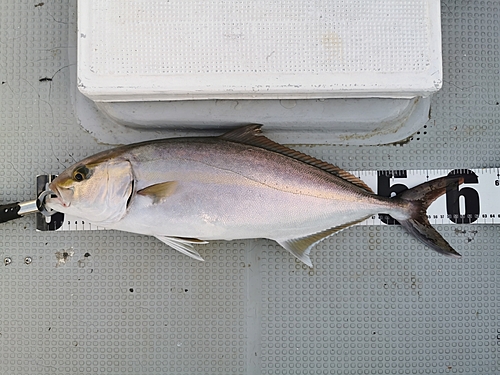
36, 190, 57, 217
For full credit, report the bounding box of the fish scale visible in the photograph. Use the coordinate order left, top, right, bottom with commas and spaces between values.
40, 125, 471, 265
39, 168, 499, 230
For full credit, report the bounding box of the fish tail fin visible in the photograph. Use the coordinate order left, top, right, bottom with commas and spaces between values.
393, 175, 465, 258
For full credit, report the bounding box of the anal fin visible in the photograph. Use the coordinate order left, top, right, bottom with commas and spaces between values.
155, 235, 208, 261
276, 217, 370, 268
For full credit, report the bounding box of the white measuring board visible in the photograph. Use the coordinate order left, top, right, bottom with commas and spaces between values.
36, 168, 500, 231
78, 0, 442, 101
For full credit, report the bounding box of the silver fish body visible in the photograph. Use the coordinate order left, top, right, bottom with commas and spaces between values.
46, 125, 463, 266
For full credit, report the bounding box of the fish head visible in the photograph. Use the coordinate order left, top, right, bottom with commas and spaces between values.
46, 157, 134, 225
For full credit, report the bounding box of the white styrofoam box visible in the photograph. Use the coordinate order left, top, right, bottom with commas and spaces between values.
77, 0, 442, 102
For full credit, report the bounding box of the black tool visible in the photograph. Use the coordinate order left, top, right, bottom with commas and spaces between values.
0, 189, 55, 224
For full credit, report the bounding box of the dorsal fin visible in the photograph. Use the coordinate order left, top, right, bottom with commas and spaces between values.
220, 125, 374, 193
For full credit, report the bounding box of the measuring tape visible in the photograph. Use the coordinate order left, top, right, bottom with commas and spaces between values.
36, 168, 500, 231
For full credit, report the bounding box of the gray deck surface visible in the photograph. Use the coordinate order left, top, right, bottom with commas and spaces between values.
0, 0, 499, 374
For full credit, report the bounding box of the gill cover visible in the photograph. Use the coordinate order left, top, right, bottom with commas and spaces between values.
48, 159, 134, 225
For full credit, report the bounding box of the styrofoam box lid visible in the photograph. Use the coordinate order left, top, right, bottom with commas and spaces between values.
77, 0, 443, 102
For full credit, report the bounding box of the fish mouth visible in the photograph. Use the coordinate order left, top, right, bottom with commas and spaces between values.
46, 185, 71, 208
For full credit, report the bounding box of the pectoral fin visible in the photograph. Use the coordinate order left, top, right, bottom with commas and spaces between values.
276, 217, 370, 267
155, 235, 207, 261
138, 181, 178, 204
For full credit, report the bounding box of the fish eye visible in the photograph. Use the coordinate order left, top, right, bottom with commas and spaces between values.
73, 166, 90, 182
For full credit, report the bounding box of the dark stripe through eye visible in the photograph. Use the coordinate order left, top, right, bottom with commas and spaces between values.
73, 165, 90, 182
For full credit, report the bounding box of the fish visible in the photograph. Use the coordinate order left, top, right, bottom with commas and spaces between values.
46, 125, 464, 267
